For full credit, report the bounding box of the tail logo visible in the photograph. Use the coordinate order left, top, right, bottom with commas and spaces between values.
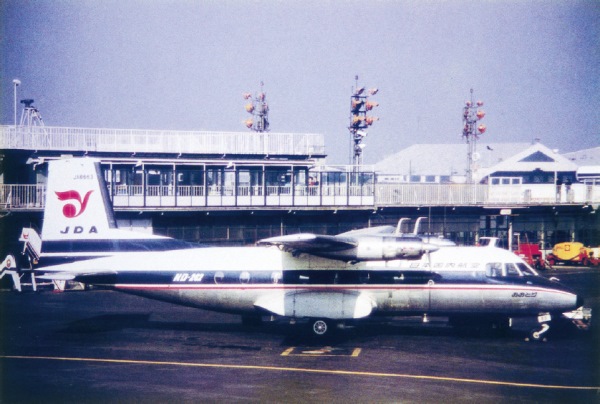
56, 190, 94, 218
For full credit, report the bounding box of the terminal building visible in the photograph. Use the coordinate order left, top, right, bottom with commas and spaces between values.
1, 100, 599, 251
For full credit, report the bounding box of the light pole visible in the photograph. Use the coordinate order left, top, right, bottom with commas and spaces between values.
12, 79, 21, 127
349, 75, 379, 168
242, 81, 270, 133
462, 89, 486, 183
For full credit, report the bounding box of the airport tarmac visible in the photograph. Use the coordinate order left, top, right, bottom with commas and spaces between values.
1, 268, 599, 403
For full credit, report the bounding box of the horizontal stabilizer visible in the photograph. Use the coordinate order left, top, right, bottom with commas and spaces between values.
37, 272, 77, 281
38, 271, 117, 284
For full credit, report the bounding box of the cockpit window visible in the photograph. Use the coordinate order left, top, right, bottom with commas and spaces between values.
516, 263, 537, 276
505, 263, 522, 277
485, 263, 502, 277
486, 262, 538, 278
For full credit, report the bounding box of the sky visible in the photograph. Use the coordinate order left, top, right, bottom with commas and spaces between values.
1, 0, 599, 165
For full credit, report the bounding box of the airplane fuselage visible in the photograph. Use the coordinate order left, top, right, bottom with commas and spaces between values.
41, 245, 580, 320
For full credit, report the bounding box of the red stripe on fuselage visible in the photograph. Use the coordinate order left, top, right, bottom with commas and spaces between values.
113, 283, 575, 297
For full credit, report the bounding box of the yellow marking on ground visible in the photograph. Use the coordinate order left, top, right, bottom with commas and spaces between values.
1, 355, 599, 391
280, 347, 361, 357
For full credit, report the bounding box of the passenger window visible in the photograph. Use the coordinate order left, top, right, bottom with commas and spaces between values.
485, 263, 502, 277
240, 271, 251, 284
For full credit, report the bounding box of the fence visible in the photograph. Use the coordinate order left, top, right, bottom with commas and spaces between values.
2, 182, 598, 210
0, 125, 325, 157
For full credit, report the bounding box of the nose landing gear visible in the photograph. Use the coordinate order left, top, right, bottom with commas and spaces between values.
526, 313, 552, 342
527, 323, 550, 342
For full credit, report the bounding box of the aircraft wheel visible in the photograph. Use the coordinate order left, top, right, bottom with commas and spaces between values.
311, 319, 330, 336
528, 329, 546, 342
526, 323, 550, 342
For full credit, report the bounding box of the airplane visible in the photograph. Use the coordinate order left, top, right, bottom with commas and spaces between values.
6, 157, 591, 340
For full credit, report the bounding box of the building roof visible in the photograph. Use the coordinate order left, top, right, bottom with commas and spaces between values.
374, 142, 529, 176
479, 142, 579, 179
563, 147, 600, 166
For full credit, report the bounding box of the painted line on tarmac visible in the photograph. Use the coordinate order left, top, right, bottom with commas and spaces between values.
281, 347, 362, 357
1, 354, 598, 391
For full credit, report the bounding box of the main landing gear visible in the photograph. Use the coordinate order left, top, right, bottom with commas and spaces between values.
311, 319, 330, 336
307, 318, 344, 337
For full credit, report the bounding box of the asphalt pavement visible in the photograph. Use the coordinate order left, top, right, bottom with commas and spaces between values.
1, 267, 599, 403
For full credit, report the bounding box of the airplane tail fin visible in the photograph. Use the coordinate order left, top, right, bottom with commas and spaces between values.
42, 158, 116, 241
39, 158, 170, 264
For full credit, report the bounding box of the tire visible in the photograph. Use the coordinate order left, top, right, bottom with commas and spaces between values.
527, 323, 550, 342
311, 319, 330, 336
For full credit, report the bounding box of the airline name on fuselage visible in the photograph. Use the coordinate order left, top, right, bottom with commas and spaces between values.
60, 226, 98, 234
512, 292, 537, 298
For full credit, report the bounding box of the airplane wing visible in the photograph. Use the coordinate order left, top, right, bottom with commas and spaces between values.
257, 233, 357, 254
337, 225, 395, 237
259, 232, 437, 261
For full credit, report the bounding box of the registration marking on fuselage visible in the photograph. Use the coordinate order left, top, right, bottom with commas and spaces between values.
281, 347, 362, 357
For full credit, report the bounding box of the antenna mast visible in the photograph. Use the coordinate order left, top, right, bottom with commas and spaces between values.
462, 89, 486, 183
243, 82, 270, 132
349, 75, 379, 168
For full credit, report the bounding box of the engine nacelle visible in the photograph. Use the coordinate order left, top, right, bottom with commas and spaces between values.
259, 233, 439, 262
311, 237, 438, 261
354, 237, 437, 260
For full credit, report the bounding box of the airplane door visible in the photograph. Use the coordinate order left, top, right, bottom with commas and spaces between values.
387, 271, 432, 312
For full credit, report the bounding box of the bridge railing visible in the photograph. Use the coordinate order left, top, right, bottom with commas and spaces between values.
2, 182, 599, 210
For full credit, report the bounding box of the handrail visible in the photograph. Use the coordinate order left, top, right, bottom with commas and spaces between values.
0, 125, 326, 156
2, 182, 598, 210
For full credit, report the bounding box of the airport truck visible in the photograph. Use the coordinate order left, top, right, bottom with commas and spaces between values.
479, 236, 551, 270
546, 242, 600, 267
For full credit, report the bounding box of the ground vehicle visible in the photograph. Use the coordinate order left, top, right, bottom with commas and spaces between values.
546, 242, 600, 267
479, 237, 551, 270
514, 242, 551, 271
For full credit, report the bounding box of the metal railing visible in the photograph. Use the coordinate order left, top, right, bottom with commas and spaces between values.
2, 182, 598, 210
0, 184, 45, 209
0, 125, 326, 156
